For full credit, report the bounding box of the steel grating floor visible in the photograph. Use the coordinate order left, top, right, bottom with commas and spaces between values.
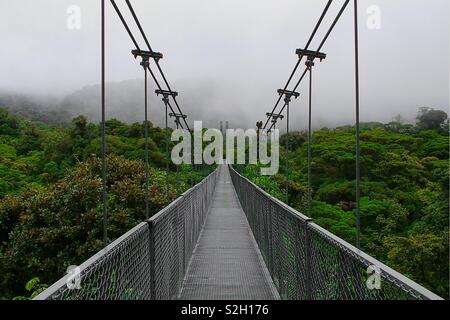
179, 165, 279, 300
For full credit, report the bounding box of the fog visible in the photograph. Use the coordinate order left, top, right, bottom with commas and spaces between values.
0, 0, 448, 129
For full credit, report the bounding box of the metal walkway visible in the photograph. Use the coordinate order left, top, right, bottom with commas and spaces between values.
179, 165, 279, 300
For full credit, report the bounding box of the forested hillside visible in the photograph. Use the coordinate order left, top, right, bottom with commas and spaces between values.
237, 108, 449, 298
0, 106, 448, 299
0, 108, 211, 299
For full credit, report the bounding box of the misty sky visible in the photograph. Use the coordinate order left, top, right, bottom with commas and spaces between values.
0, 0, 448, 129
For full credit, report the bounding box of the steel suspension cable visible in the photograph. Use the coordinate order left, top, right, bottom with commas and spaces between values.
110, 0, 182, 128
110, 0, 156, 85
263, 0, 333, 129
354, 0, 361, 249
101, 0, 108, 247
267, 0, 350, 132
110, 0, 140, 49
294, 0, 350, 93
317, 0, 350, 52
124, 0, 154, 51
125, 0, 190, 131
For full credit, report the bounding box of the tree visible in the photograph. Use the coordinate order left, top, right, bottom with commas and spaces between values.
311, 200, 356, 242
71, 115, 88, 137
0, 156, 178, 298
70, 116, 97, 162
416, 107, 448, 130
16, 124, 42, 156
0, 108, 19, 136
12, 277, 48, 300
385, 233, 449, 299
280, 131, 307, 151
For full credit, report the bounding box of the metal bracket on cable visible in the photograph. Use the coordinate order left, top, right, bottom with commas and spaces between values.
169, 113, 188, 127
266, 113, 284, 121
295, 48, 327, 62
169, 113, 187, 119
156, 89, 178, 103
296, 48, 327, 70
277, 89, 300, 104
132, 49, 163, 64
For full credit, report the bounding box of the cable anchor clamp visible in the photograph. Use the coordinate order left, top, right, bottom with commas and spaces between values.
277, 89, 300, 104
156, 90, 178, 104
131, 49, 163, 68
266, 113, 284, 121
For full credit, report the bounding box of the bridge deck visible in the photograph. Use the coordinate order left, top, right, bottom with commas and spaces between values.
179, 165, 279, 300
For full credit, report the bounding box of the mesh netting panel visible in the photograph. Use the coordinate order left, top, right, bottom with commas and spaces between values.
40, 223, 152, 300
150, 200, 185, 300
307, 224, 425, 300
229, 166, 441, 301
230, 168, 309, 300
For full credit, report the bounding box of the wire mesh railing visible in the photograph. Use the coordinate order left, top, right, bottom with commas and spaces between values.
228, 165, 443, 300
34, 168, 219, 300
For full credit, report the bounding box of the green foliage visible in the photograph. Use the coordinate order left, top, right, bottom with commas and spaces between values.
280, 131, 307, 151
12, 277, 48, 300
0, 108, 20, 136
416, 107, 448, 130
0, 110, 178, 199
0, 164, 25, 197
311, 201, 356, 242
385, 233, 449, 297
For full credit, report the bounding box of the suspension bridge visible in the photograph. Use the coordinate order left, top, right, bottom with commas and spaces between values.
34, 0, 443, 300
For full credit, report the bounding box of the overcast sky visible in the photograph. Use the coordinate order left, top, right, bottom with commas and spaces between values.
0, 0, 448, 129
